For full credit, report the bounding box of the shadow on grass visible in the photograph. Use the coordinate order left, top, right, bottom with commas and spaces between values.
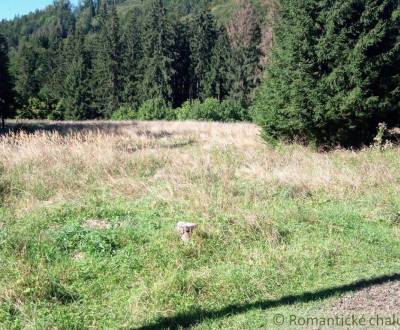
133, 273, 400, 330
0, 120, 138, 136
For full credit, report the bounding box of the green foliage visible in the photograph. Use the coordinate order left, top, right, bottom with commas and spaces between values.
0, 33, 14, 124
111, 105, 137, 120
176, 97, 246, 121
190, 5, 217, 99
0, 0, 270, 121
171, 20, 192, 107
121, 10, 143, 108
47, 100, 66, 121
227, 0, 262, 107
137, 98, 171, 120
220, 98, 249, 121
141, 0, 175, 103
175, 100, 192, 120
253, 0, 400, 147
205, 28, 232, 101
92, 4, 123, 117
12, 41, 44, 104
62, 30, 92, 120
16, 97, 52, 119
192, 97, 221, 120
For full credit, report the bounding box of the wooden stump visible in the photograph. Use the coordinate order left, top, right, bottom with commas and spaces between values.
176, 222, 197, 242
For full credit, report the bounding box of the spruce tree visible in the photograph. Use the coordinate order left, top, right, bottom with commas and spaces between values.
205, 28, 232, 101
189, 4, 216, 100
0, 33, 14, 127
227, 0, 261, 107
92, 3, 122, 117
62, 30, 92, 120
141, 0, 174, 104
13, 41, 42, 104
253, 0, 400, 147
171, 19, 192, 107
121, 9, 143, 109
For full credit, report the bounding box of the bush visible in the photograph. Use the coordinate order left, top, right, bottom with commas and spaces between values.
111, 106, 137, 120
16, 97, 50, 119
176, 98, 247, 122
252, 0, 400, 147
193, 98, 221, 121
135, 97, 248, 122
137, 98, 171, 120
220, 98, 248, 122
175, 101, 192, 120
47, 100, 65, 121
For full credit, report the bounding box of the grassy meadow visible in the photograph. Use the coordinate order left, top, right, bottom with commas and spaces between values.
0, 120, 399, 329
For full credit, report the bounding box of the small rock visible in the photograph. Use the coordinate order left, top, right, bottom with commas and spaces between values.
176, 222, 197, 242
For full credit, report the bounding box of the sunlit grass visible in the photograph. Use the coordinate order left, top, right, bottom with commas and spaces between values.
0, 120, 399, 328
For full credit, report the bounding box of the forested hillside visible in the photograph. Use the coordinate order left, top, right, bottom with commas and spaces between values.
0, 0, 276, 121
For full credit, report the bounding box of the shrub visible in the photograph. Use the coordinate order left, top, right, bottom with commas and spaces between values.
47, 100, 65, 121
175, 101, 192, 120
220, 98, 248, 122
176, 98, 247, 122
193, 98, 221, 121
137, 98, 170, 120
16, 97, 50, 119
111, 106, 137, 121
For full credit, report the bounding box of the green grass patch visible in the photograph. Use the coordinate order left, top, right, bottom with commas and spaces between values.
1, 190, 399, 329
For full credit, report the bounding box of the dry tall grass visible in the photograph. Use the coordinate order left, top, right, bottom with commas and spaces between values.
1, 120, 399, 215
1, 120, 400, 329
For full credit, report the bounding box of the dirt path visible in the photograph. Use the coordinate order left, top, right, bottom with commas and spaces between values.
329, 280, 400, 313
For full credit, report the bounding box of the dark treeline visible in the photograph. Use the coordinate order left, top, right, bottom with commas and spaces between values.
1, 0, 398, 147
0, 0, 273, 122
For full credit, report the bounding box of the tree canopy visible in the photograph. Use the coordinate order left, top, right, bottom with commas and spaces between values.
252, 0, 400, 147
0, 0, 269, 121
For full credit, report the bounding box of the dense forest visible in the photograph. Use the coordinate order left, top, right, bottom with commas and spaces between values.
0, 0, 276, 122
0, 0, 399, 146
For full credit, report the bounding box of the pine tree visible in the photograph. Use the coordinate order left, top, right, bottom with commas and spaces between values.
77, 0, 96, 33
205, 27, 232, 101
86, 0, 96, 18
0, 33, 14, 127
39, 1, 75, 113
13, 41, 42, 104
227, 0, 261, 107
189, 3, 216, 100
62, 30, 92, 119
141, 0, 175, 104
171, 19, 192, 107
92, 2, 122, 117
121, 9, 143, 109
253, 0, 400, 147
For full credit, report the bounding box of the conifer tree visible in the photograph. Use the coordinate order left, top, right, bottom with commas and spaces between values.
78, 0, 96, 33
62, 30, 92, 119
0, 33, 14, 127
205, 28, 232, 101
141, 0, 174, 104
171, 19, 192, 107
121, 9, 143, 109
13, 41, 42, 104
189, 3, 216, 100
92, 2, 122, 117
253, 0, 400, 147
227, 0, 261, 107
